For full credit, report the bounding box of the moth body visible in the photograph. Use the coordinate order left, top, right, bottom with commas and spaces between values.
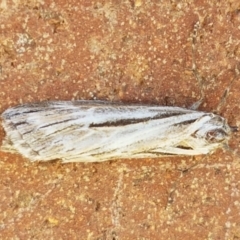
1, 101, 232, 162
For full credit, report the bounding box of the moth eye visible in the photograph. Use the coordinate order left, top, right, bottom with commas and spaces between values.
206, 129, 228, 143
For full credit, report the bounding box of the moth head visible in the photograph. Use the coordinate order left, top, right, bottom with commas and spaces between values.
192, 114, 233, 144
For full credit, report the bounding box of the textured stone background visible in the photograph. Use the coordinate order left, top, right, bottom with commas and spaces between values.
0, 0, 240, 239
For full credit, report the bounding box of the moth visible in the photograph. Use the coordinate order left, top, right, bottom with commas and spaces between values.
0, 100, 234, 162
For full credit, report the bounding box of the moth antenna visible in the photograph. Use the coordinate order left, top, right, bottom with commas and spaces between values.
190, 21, 205, 110
191, 20, 239, 120
216, 67, 240, 113
220, 139, 240, 161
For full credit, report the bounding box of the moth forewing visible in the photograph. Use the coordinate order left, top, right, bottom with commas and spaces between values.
1, 101, 232, 162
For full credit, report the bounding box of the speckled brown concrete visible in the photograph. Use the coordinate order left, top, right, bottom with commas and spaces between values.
0, 0, 240, 239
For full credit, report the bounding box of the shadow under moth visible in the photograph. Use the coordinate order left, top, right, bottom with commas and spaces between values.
0, 100, 234, 162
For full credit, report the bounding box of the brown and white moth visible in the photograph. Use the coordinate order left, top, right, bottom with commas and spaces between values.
0, 100, 233, 162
